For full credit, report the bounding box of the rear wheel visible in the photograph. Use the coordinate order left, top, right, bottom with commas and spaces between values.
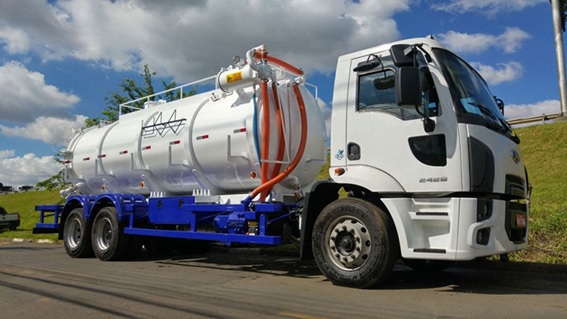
312, 198, 398, 288
63, 208, 93, 258
91, 207, 129, 261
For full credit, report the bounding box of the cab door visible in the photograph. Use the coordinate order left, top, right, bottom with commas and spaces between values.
337, 52, 463, 194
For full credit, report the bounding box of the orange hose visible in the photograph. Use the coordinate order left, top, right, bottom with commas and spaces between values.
260, 80, 270, 202
252, 50, 303, 76
255, 49, 267, 60
249, 83, 308, 200
266, 55, 304, 76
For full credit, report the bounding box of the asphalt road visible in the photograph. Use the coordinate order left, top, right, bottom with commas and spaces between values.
0, 241, 566, 319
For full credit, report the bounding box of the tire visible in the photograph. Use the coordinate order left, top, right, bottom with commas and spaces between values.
312, 198, 399, 288
63, 208, 94, 258
91, 206, 129, 261
402, 258, 453, 272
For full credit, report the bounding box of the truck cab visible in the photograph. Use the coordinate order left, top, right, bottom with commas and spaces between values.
306, 37, 529, 287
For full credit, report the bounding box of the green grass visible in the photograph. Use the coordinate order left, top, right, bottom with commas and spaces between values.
0, 189, 61, 240
1, 122, 566, 263
512, 121, 567, 263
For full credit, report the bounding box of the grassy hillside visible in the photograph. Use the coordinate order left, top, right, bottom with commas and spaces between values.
1, 122, 566, 263
0, 189, 61, 240
513, 121, 567, 263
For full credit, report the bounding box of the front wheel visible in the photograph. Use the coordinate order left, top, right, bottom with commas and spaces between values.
63, 208, 94, 258
312, 198, 399, 288
91, 207, 129, 261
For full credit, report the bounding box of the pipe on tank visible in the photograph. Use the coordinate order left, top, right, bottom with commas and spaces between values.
249, 46, 286, 201
246, 82, 308, 203
260, 79, 271, 202
270, 82, 285, 180
246, 46, 263, 73
244, 45, 308, 202
251, 48, 304, 77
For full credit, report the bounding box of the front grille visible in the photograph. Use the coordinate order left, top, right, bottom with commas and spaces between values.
505, 175, 526, 198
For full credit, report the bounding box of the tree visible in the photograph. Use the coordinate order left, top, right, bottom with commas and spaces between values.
38, 65, 196, 190
85, 64, 196, 127
36, 151, 65, 190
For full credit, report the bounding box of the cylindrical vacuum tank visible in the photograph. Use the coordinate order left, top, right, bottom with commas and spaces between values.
65, 83, 327, 197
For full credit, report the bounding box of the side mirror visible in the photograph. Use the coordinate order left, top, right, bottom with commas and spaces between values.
353, 54, 381, 72
395, 67, 421, 106
390, 44, 414, 67
495, 97, 505, 115
396, 67, 436, 133
353, 59, 381, 72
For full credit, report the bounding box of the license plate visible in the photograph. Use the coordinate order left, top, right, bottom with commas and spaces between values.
515, 213, 527, 228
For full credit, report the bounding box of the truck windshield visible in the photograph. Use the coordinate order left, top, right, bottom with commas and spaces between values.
434, 49, 512, 137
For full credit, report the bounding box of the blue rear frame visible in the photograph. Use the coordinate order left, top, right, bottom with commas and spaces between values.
35, 194, 296, 246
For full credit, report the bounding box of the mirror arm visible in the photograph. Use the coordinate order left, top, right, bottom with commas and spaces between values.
421, 103, 435, 133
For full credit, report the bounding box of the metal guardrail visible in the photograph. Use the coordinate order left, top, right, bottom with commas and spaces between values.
507, 113, 563, 126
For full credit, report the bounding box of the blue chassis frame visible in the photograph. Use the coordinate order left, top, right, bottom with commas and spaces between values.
34, 194, 297, 245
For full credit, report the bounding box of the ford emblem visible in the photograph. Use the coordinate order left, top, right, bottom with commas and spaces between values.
511, 149, 521, 164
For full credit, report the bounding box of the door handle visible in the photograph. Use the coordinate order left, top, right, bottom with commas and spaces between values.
347, 142, 361, 161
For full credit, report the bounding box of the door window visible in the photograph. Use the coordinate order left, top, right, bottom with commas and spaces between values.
356, 56, 439, 121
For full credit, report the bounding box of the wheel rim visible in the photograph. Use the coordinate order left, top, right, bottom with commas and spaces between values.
95, 217, 113, 252
325, 215, 372, 271
65, 217, 82, 249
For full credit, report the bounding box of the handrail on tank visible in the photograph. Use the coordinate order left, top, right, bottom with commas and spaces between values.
304, 82, 318, 100
118, 75, 217, 118
116, 60, 317, 119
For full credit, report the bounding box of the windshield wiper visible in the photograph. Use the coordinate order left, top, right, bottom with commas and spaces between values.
468, 102, 520, 144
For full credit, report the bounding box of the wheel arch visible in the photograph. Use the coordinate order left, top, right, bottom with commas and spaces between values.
300, 180, 397, 260
88, 193, 147, 225
89, 194, 124, 224
59, 195, 95, 240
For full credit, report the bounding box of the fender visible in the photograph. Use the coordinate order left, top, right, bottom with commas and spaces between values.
91, 193, 148, 222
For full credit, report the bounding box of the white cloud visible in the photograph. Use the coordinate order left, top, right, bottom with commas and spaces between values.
498, 28, 531, 54
0, 26, 30, 54
438, 28, 530, 55
0, 0, 410, 81
0, 115, 87, 146
0, 149, 16, 160
505, 99, 561, 120
0, 152, 60, 187
0, 61, 80, 123
470, 61, 523, 85
431, 0, 547, 15
437, 31, 492, 54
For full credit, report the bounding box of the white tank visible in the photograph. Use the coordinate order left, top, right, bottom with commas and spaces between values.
64, 67, 327, 198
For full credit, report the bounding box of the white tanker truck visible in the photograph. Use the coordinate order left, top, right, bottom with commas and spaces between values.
35, 36, 529, 288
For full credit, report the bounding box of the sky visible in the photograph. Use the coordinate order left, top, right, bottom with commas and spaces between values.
0, 0, 562, 187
